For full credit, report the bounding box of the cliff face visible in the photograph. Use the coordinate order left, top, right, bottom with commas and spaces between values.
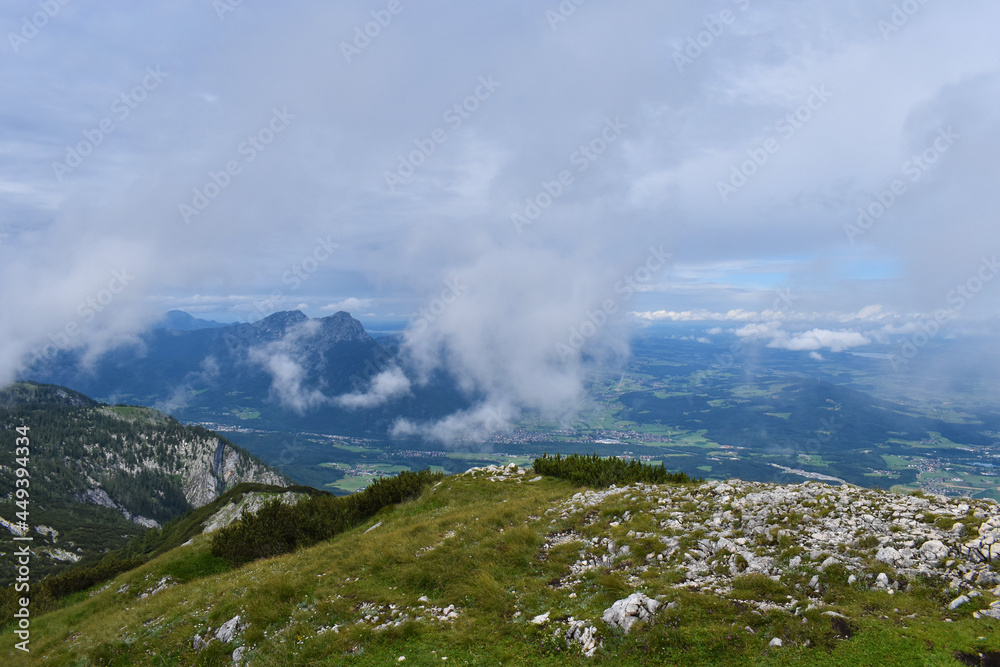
182, 438, 288, 509
0, 383, 289, 582
73, 407, 289, 525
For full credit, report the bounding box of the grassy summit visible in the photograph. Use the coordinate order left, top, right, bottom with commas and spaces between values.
2, 461, 998, 665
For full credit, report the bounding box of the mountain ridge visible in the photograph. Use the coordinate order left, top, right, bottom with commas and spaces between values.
0, 382, 288, 584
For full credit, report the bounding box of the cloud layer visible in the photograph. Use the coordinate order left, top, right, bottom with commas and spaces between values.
2, 1, 999, 439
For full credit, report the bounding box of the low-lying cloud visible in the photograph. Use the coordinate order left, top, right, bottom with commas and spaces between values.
735, 323, 871, 353
336, 367, 411, 409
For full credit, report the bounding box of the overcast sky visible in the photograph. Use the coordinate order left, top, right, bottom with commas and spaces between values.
2, 1, 999, 432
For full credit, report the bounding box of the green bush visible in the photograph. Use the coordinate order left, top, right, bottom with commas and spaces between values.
532, 452, 700, 488
211, 469, 442, 567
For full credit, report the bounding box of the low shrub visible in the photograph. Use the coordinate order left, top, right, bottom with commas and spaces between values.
211, 469, 442, 567
532, 452, 700, 488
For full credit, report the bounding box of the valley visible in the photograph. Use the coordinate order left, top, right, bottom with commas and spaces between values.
20, 314, 1000, 500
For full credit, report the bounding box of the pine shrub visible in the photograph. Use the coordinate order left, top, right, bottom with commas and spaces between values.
532, 452, 700, 487
210, 469, 442, 566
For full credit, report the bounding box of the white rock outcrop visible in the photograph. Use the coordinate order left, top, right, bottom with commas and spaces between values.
601, 593, 661, 633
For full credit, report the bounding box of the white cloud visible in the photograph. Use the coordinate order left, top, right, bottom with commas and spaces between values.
735, 323, 870, 353
734, 322, 784, 340
2, 0, 999, 431
321, 298, 373, 314
392, 401, 510, 444
776, 329, 870, 353
631, 305, 894, 325
335, 367, 411, 409
246, 321, 332, 413
248, 349, 330, 414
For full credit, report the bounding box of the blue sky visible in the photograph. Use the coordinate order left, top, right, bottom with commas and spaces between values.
2, 0, 999, 433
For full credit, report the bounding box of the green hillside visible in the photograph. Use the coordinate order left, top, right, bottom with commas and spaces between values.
0, 382, 288, 586
2, 462, 998, 665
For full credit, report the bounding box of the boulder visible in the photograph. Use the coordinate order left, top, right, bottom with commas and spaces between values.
947, 595, 970, 610
875, 546, 902, 565
565, 619, 600, 657
530, 611, 550, 625
919, 540, 949, 564
215, 615, 246, 643
601, 593, 661, 633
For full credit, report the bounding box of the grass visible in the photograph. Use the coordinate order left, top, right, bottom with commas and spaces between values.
1, 474, 997, 665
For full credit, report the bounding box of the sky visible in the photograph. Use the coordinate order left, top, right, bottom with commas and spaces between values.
2, 0, 999, 437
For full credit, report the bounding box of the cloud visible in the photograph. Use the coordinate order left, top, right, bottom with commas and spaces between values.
776, 329, 870, 353
632, 305, 894, 324
2, 0, 999, 439
248, 349, 330, 414
321, 298, 373, 314
734, 322, 784, 340
392, 401, 510, 444
156, 355, 219, 413
735, 322, 870, 353
246, 320, 332, 413
335, 366, 411, 409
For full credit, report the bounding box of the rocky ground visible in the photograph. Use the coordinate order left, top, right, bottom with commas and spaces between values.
51, 464, 1000, 664
471, 464, 1000, 656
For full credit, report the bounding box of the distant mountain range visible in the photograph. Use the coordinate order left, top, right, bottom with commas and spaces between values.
24, 309, 467, 439
154, 310, 229, 331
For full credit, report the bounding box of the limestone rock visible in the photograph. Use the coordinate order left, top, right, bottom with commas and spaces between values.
530, 611, 550, 625
602, 593, 661, 633
565, 619, 600, 657
919, 540, 949, 563
215, 615, 246, 643
947, 595, 970, 610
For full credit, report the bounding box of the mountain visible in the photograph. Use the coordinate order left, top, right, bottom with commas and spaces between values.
154, 310, 228, 331
0, 382, 288, 584
25, 310, 465, 435
2, 462, 999, 664
27, 310, 378, 410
